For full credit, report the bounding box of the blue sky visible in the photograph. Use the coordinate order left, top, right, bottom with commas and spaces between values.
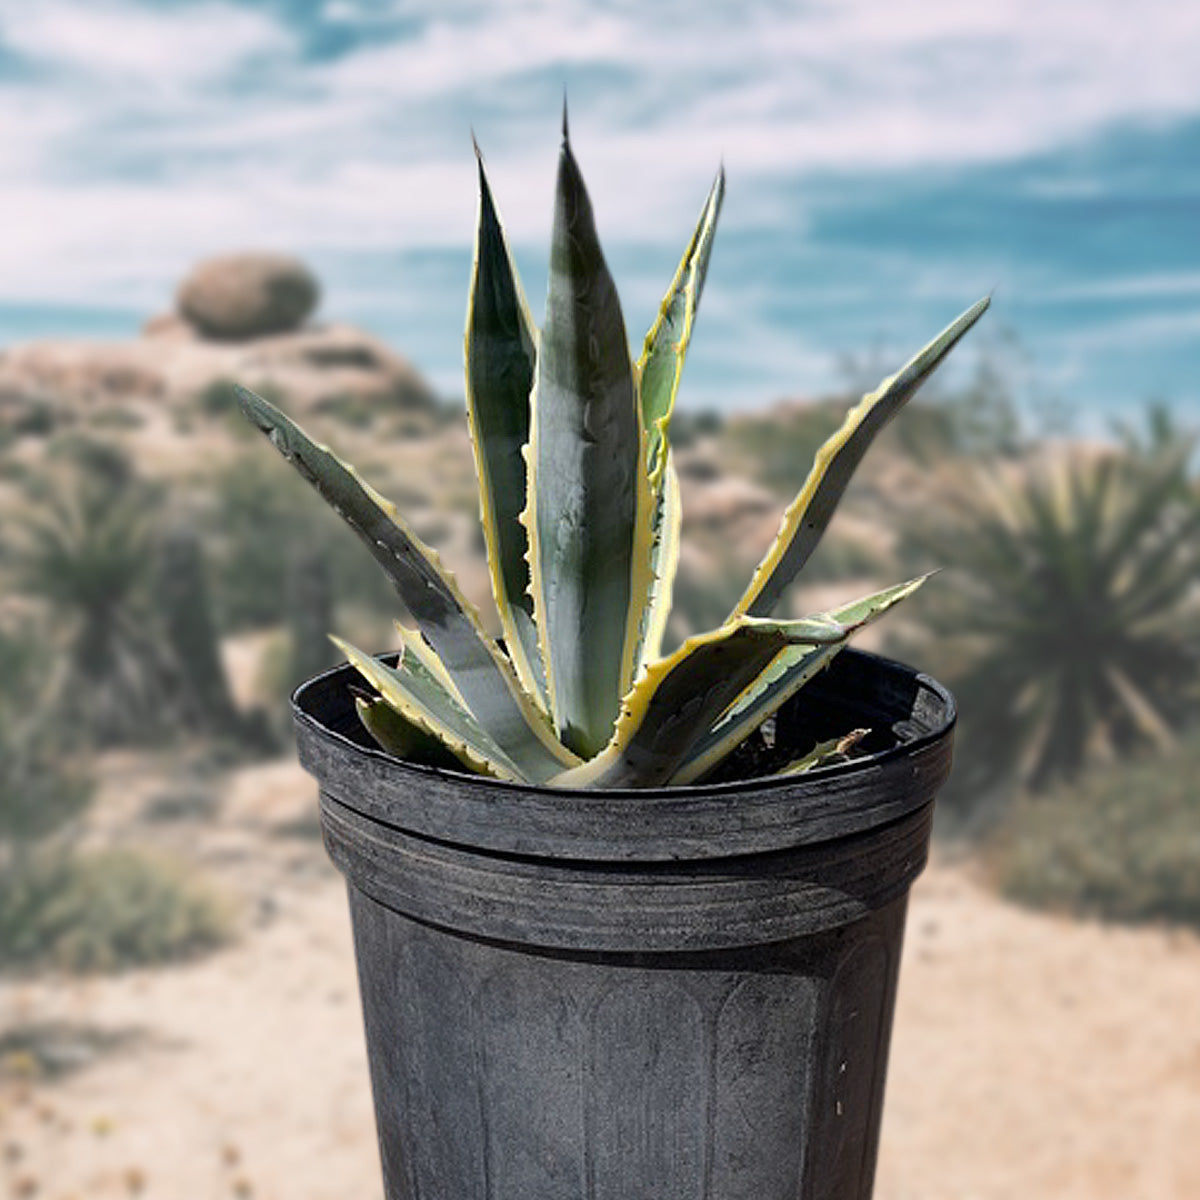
1, 0, 1198, 429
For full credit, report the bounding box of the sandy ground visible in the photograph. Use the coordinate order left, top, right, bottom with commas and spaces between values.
2, 759, 1198, 1200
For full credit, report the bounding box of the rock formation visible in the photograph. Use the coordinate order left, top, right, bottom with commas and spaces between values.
0, 254, 442, 428
177, 253, 320, 340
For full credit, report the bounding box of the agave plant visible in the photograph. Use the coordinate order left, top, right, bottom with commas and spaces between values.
236, 119, 988, 788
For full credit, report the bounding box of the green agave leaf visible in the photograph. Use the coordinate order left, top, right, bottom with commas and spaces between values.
732, 297, 990, 620
551, 614, 852, 789
465, 146, 546, 706
671, 576, 929, 785
333, 637, 522, 781
636, 167, 725, 491
524, 120, 652, 757
776, 728, 869, 777
235, 384, 576, 782
353, 692, 455, 766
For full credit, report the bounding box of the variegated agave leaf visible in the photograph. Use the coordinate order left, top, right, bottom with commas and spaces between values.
353, 691, 454, 767
235, 385, 576, 783
523, 117, 653, 758
627, 171, 722, 680
671, 576, 929, 785
333, 637, 522, 781
393, 621, 466, 705
465, 145, 546, 707
552, 615, 853, 789
636, 451, 684, 673
637, 167, 725, 492
732, 298, 990, 621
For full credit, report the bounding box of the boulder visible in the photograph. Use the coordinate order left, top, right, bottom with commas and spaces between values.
177, 253, 320, 340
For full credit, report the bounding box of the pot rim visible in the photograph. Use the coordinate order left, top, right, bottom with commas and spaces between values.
290, 648, 955, 864
293, 647, 955, 862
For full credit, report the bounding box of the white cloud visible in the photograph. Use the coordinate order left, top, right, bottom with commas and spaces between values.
303, 0, 1200, 174
1054, 307, 1200, 349
1, 0, 1199, 339
1039, 273, 1200, 302
0, 1, 292, 89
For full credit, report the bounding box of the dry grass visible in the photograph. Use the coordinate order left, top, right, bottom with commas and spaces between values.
987, 732, 1200, 930
0, 849, 234, 974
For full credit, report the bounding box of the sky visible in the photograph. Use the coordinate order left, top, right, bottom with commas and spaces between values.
1, 0, 1199, 429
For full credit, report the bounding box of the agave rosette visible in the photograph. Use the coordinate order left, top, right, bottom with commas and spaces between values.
237, 118, 988, 788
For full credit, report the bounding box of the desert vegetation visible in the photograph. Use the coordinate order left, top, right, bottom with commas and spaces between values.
989, 729, 1200, 928
0, 259, 1197, 1199
900, 428, 1200, 805
1, 292, 1197, 956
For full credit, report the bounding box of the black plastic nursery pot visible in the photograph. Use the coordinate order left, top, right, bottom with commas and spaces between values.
292, 648, 955, 1200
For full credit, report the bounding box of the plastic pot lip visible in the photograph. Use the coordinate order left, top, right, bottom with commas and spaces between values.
293, 647, 955, 798
292, 647, 956, 862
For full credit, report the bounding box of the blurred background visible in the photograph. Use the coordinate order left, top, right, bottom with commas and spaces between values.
1, 2, 1197, 1198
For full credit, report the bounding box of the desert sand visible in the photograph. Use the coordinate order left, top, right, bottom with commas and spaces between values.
2, 758, 1198, 1200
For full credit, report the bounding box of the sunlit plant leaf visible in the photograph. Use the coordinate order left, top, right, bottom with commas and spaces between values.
465, 145, 547, 706
672, 576, 930, 785
553, 614, 853, 789
523, 116, 652, 757
334, 637, 523, 781
236, 385, 576, 782
732, 298, 990, 620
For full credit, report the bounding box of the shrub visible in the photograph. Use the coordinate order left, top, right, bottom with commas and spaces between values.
43, 431, 137, 489
0, 1022, 143, 1081
0, 849, 234, 974
7, 448, 268, 753
206, 453, 397, 632
193, 378, 281, 439
9, 446, 179, 746
988, 731, 1200, 929
195, 376, 240, 417
7, 396, 60, 438
89, 406, 146, 431
724, 401, 848, 496
0, 623, 93, 841
143, 781, 220, 823
0, 745, 92, 844
902, 441, 1200, 809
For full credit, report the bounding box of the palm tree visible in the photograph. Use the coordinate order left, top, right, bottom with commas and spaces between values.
903, 437, 1200, 808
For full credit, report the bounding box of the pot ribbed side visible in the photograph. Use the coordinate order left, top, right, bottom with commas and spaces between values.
321, 791, 932, 951
348, 887, 911, 1200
